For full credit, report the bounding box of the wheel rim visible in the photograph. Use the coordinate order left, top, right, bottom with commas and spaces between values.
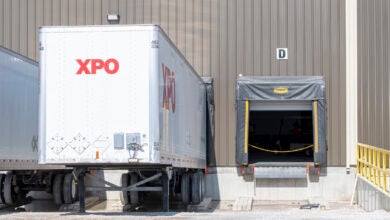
199, 172, 205, 200
71, 178, 77, 201
63, 173, 78, 204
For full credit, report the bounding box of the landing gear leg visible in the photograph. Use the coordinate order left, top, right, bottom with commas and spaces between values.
76, 168, 86, 213
162, 172, 169, 212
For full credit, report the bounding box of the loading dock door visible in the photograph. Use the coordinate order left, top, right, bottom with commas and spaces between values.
236, 76, 327, 167
248, 101, 314, 164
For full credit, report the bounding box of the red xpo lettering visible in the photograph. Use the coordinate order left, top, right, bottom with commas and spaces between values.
162, 63, 176, 113
76, 58, 119, 74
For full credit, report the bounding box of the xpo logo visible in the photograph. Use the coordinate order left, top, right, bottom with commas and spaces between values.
162, 63, 176, 113
76, 58, 119, 74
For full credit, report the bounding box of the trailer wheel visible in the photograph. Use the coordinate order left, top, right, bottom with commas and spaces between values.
53, 174, 64, 205
181, 173, 190, 205
120, 173, 130, 205
0, 174, 6, 204
191, 172, 202, 204
129, 173, 139, 205
199, 171, 205, 201
4, 174, 17, 205
63, 173, 78, 204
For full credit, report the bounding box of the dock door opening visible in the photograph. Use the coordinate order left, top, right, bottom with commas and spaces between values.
248, 101, 314, 164
236, 76, 327, 167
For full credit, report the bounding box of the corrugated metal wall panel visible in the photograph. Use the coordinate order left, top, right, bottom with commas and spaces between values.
185, 0, 194, 66
3, 0, 11, 49
202, 0, 211, 76
227, 0, 237, 164
85, 0, 93, 25
11, 0, 19, 51
261, 0, 271, 75
52, 0, 61, 25
298, 0, 305, 74
27, 0, 35, 58
143, 0, 151, 24
210, 0, 220, 164
253, 0, 261, 75
193, 0, 202, 73
43, 0, 52, 26
244, 0, 253, 75
68, 0, 76, 25
0, 0, 347, 166
287, 0, 295, 74
151, 0, 159, 26
19, 0, 27, 55
384, 0, 390, 150
358, 0, 390, 150
279, 0, 287, 74
93, 0, 101, 24
0, 0, 3, 45
218, 0, 227, 165
167, 0, 176, 43
60, 0, 68, 25
339, 0, 346, 164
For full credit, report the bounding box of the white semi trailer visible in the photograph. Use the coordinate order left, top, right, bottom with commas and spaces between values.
38, 25, 207, 212
0, 46, 73, 207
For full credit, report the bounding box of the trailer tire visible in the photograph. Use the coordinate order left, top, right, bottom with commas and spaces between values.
0, 174, 5, 204
53, 174, 64, 205
4, 174, 17, 205
181, 173, 190, 205
199, 171, 205, 201
129, 173, 139, 205
120, 173, 130, 205
191, 172, 202, 204
63, 173, 78, 204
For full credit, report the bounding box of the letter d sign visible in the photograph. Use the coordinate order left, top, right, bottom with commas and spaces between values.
276, 48, 288, 60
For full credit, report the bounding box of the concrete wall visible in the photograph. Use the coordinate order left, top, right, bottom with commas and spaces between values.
204, 167, 355, 202
357, 176, 390, 212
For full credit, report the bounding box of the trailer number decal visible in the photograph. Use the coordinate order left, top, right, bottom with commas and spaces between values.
76, 58, 119, 74
162, 63, 176, 113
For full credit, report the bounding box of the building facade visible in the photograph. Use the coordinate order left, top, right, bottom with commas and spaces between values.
0, 0, 389, 201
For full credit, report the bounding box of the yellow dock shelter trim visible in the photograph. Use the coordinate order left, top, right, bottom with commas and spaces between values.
244, 100, 249, 153
357, 143, 390, 194
313, 100, 319, 153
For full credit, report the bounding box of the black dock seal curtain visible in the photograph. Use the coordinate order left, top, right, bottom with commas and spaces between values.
202, 77, 216, 166
236, 76, 327, 166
